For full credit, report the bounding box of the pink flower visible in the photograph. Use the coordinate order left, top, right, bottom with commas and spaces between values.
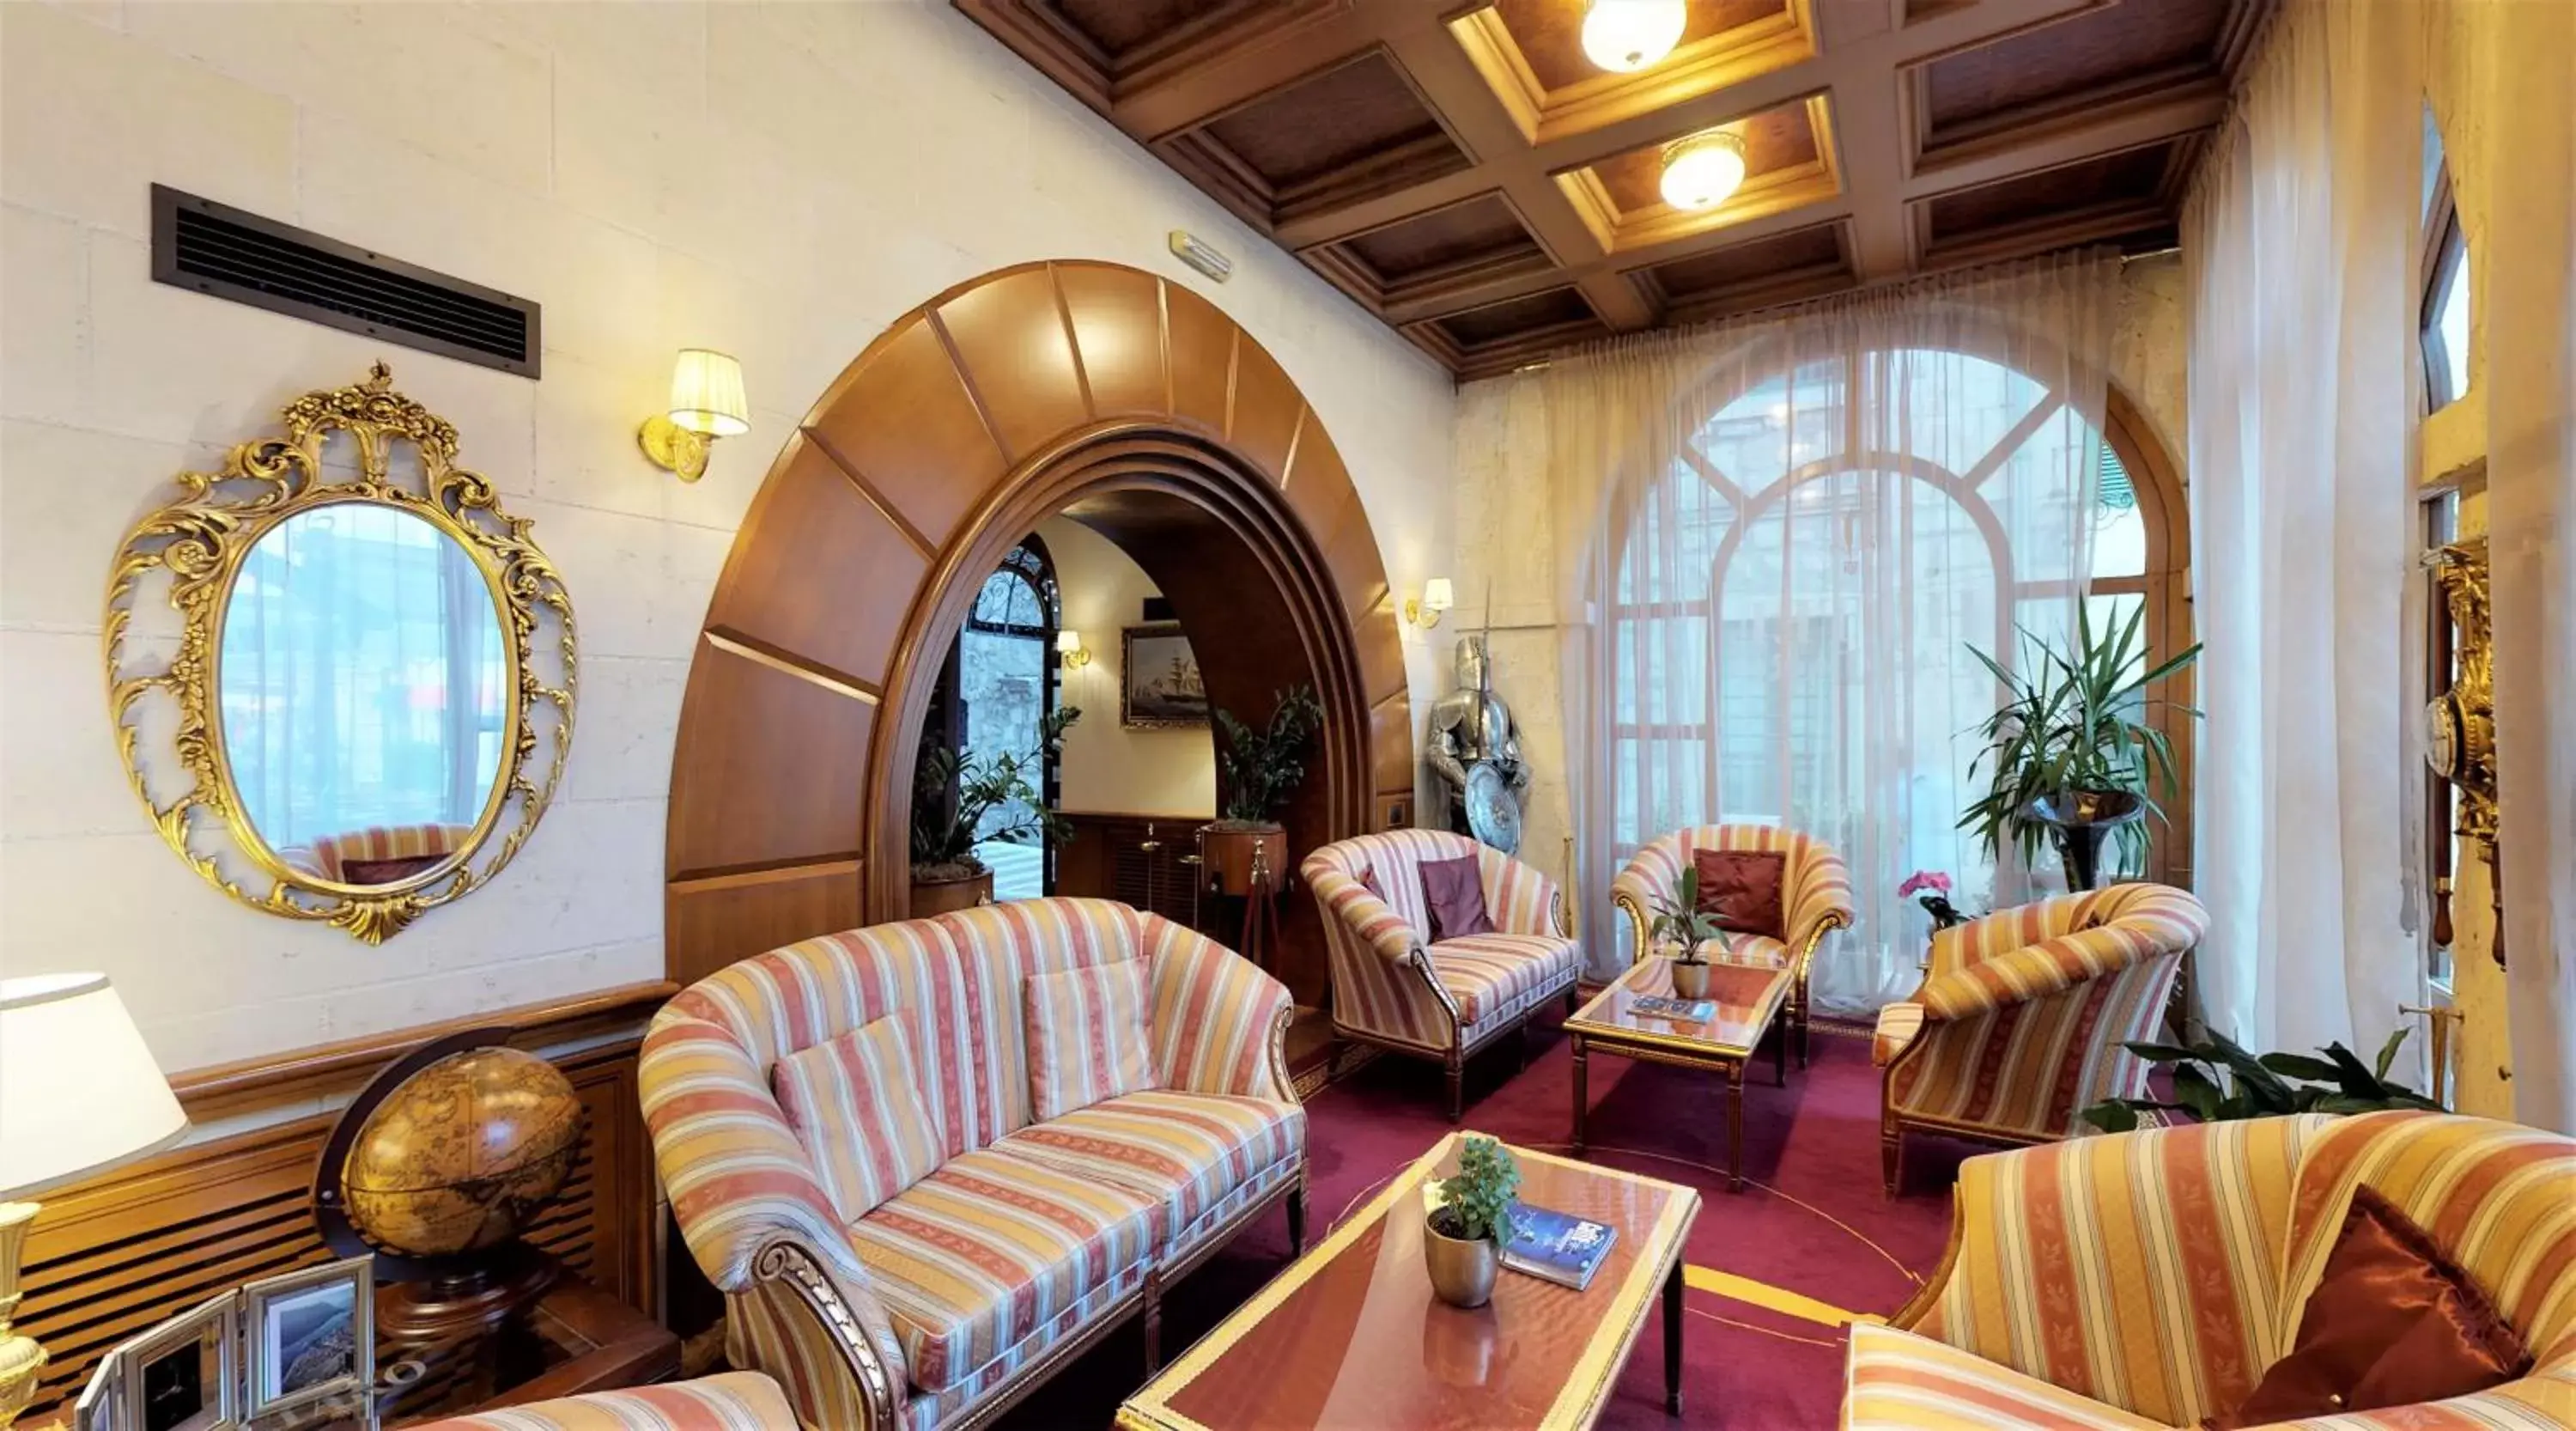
1897, 870, 1953, 898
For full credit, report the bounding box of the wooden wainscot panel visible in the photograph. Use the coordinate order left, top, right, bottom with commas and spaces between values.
1352, 597, 1408, 711
935, 265, 1095, 460
15, 1031, 658, 1425
1055, 263, 1171, 421
1054, 811, 1208, 925
802, 319, 1005, 551
1370, 691, 1416, 795
702, 435, 929, 688
667, 640, 877, 878
666, 858, 866, 989
1163, 281, 1238, 437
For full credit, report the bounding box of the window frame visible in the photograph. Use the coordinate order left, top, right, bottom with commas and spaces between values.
2421, 164, 2470, 412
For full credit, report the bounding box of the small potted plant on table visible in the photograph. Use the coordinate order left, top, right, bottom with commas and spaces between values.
1200, 684, 1322, 897
908, 707, 1078, 916
1645, 865, 1724, 1000
1425, 1135, 1520, 1309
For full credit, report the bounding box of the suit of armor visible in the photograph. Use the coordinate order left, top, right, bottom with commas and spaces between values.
1426, 635, 1529, 847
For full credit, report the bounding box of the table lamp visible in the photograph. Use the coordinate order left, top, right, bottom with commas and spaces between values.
0, 974, 187, 1427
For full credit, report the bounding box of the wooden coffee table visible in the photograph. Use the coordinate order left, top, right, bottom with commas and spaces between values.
1566, 959, 1795, 1193
1117, 1134, 1701, 1430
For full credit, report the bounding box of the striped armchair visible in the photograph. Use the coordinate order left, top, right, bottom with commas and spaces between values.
415, 1373, 797, 1429
1609, 825, 1855, 1068
1871, 882, 2204, 1197
1302, 829, 1580, 1121
1844, 1112, 2576, 1429
640, 898, 1303, 1431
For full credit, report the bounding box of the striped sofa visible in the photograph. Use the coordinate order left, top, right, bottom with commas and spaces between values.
1844, 1111, 2576, 1429
640, 898, 1304, 1431
1608, 825, 1855, 1068
1872, 883, 2206, 1197
416, 1373, 797, 1429
1302, 829, 1581, 1121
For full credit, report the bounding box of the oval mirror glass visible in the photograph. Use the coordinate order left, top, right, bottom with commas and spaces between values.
216, 502, 510, 889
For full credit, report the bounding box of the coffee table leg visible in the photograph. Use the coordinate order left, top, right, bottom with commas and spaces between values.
1728, 1062, 1745, 1194
1663, 1257, 1684, 1416
1571, 1036, 1589, 1155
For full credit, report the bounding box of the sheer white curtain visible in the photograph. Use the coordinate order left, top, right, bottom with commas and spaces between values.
2184, 0, 2426, 1072
1537, 253, 2119, 1010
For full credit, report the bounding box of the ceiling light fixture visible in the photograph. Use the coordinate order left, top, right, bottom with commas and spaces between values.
1659, 130, 1748, 211
1581, 0, 1687, 72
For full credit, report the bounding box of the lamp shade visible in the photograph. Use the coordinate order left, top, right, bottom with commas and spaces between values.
667, 350, 750, 438
1422, 577, 1455, 612
1581, 0, 1686, 72
1659, 131, 1748, 211
1056, 630, 1083, 655
0, 974, 185, 1198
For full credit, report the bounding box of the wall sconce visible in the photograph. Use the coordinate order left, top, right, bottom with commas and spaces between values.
1057, 629, 1091, 669
638, 349, 750, 482
1405, 577, 1455, 628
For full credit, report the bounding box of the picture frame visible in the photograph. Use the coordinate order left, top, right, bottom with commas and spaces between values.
241, 1257, 374, 1425
1121, 623, 1207, 729
76, 1350, 123, 1431
120, 1288, 240, 1431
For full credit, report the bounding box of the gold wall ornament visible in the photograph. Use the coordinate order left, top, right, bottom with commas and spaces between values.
2424, 539, 2496, 843
102, 362, 577, 944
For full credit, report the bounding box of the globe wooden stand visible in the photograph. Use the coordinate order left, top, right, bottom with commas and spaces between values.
376, 1243, 561, 1348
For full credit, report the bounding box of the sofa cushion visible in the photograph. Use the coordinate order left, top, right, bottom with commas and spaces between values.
1429, 933, 1578, 1025
850, 1143, 1163, 1392
1003, 1090, 1303, 1251
1696, 931, 1792, 969
1843, 1324, 2167, 1430
410, 1372, 799, 1430
1024, 959, 1157, 1121
1693, 848, 1787, 940
770, 1015, 944, 1222
1418, 853, 1495, 941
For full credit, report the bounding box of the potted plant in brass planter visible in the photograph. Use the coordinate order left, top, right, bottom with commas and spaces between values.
1424, 1135, 1519, 1309
1644, 865, 1726, 1001
908, 707, 1078, 916
1200, 685, 1323, 897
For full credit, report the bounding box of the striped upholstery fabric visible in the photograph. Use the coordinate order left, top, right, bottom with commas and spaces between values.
1884, 884, 2208, 1143
1701, 930, 1794, 969
1858, 1112, 2576, 1431
849, 1143, 1162, 1391
1005, 1089, 1304, 1252
640, 898, 1301, 1431
1610, 824, 1856, 967
772, 1016, 945, 1222
304, 821, 471, 880
412, 1373, 798, 1430
1842, 1324, 2168, 1430
1021, 959, 1156, 1121
1302, 829, 1577, 1054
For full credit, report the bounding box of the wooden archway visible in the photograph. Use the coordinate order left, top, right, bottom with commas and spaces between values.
664, 260, 1413, 989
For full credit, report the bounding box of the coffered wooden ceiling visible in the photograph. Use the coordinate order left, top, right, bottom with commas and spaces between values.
958, 0, 2264, 378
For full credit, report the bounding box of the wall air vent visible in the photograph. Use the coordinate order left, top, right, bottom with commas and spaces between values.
151, 185, 540, 377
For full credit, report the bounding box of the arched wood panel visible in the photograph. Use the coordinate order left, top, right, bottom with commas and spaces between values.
666, 260, 1413, 987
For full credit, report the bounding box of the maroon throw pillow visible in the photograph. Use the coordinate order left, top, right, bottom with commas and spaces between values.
340, 854, 445, 885
2207, 1185, 2531, 1429
1417, 854, 1494, 943
1692, 849, 1786, 941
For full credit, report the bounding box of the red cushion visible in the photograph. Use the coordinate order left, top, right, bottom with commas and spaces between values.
340, 854, 446, 884
1417, 854, 1494, 942
2207, 1185, 2532, 1428
1692, 849, 1786, 940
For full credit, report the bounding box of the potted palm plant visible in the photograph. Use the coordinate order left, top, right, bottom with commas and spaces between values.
1200, 684, 1323, 897
1645, 864, 1725, 1000
1959, 602, 2200, 890
1424, 1135, 1519, 1308
908, 707, 1078, 916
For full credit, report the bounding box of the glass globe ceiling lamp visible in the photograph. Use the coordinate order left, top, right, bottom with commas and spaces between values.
1582, 0, 1687, 72
1660, 129, 1749, 210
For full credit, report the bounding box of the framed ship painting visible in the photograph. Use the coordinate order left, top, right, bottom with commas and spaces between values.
1121, 623, 1206, 729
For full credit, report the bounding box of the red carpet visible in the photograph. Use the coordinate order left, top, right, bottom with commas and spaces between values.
995, 1010, 1979, 1429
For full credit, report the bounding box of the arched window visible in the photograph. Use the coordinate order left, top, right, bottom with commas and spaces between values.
1609, 344, 2187, 1008
951, 537, 1060, 899
2421, 105, 2472, 411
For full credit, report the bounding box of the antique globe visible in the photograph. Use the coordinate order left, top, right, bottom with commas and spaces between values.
337, 1044, 584, 1263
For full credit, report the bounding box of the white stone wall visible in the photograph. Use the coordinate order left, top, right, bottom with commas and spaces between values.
0, 1, 1455, 1072
1040, 515, 1218, 820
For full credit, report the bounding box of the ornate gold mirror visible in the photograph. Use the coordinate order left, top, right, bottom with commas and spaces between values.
105, 363, 576, 942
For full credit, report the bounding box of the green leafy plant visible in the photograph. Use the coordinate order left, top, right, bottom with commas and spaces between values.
1647, 865, 1723, 968
1212, 684, 1324, 826
1959, 601, 2202, 878
909, 706, 1080, 878
1431, 1134, 1521, 1244
2081, 1027, 2443, 1133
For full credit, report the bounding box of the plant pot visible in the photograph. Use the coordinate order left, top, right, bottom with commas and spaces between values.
1668, 959, 1713, 1000
909, 866, 993, 917
2026, 789, 2147, 892
1423, 1218, 1499, 1309
1197, 821, 1285, 897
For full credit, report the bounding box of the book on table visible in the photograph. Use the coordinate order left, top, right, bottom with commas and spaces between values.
1630, 994, 1716, 1021
1501, 1202, 1619, 1291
